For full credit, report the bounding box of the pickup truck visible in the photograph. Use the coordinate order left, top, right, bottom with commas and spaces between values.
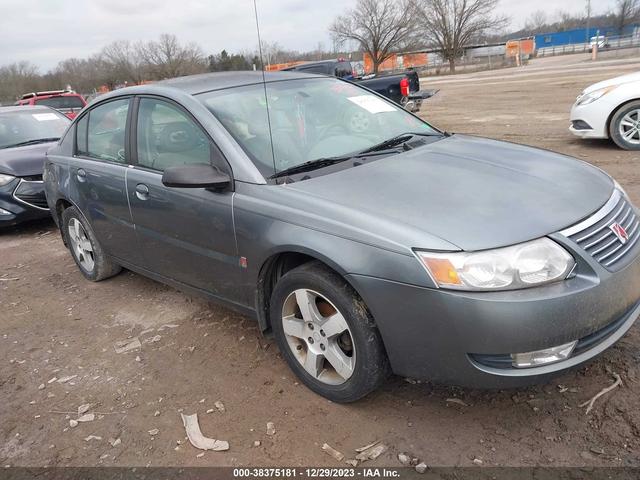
282, 59, 436, 112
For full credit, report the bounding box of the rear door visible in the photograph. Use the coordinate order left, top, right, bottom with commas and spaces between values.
126, 96, 241, 302
69, 97, 140, 264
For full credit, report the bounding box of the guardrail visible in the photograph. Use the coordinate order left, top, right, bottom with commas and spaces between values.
538, 35, 640, 57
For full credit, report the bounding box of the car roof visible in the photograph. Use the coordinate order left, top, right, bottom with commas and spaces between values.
157, 70, 324, 95
295, 59, 345, 66
0, 105, 60, 113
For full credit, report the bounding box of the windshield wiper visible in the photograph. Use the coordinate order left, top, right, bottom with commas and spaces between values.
359, 131, 439, 155
270, 132, 440, 179
270, 156, 354, 179
270, 150, 400, 179
2, 138, 60, 149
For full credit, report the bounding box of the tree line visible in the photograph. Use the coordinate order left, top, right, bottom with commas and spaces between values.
331, 0, 639, 74
1, 0, 639, 103
0, 34, 351, 104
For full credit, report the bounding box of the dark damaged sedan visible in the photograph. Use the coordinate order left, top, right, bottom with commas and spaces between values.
0, 106, 69, 227
43, 72, 640, 402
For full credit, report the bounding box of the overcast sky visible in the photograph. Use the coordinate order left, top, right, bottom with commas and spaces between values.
0, 0, 619, 71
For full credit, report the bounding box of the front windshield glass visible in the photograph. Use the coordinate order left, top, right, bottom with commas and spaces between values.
198, 78, 439, 177
0, 109, 69, 149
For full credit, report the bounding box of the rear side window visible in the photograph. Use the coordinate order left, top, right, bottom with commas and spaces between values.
136, 98, 214, 172
77, 98, 130, 163
36, 96, 85, 109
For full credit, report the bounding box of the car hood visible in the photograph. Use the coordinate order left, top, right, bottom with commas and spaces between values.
0, 142, 54, 177
286, 134, 613, 251
584, 71, 640, 93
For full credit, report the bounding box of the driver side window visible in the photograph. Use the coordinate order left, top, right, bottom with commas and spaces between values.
136, 98, 212, 172
77, 98, 130, 163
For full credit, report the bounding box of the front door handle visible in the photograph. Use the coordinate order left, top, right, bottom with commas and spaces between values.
76, 168, 86, 183
135, 183, 150, 200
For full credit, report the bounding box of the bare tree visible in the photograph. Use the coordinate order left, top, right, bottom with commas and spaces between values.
615, 0, 640, 34
100, 40, 148, 85
524, 10, 548, 33
0, 62, 41, 103
142, 34, 207, 79
413, 0, 509, 73
330, 0, 418, 74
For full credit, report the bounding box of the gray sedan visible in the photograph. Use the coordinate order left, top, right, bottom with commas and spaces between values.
44, 71, 640, 402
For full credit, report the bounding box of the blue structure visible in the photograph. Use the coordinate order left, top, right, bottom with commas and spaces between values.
535, 25, 638, 48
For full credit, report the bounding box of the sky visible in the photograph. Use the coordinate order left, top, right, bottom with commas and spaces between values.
0, 0, 620, 71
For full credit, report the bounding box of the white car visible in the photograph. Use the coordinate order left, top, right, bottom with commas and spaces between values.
570, 71, 640, 150
589, 35, 609, 51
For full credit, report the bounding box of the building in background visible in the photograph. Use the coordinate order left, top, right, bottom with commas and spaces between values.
535, 25, 639, 49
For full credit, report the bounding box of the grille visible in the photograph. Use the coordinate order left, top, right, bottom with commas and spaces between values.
560, 190, 640, 271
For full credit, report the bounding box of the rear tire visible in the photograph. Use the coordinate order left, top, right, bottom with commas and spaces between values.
609, 101, 640, 150
61, 206, 121, 281
270, 262, 390, 402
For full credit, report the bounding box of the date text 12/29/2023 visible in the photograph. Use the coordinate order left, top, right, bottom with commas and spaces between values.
233, 468, 402, 478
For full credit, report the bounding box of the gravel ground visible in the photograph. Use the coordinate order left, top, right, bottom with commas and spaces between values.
1, 52, 639, 468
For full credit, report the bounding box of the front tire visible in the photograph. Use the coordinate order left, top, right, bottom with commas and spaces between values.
609, 101, 640, 150
61, 206, 121, 281
270, 262, 390, 402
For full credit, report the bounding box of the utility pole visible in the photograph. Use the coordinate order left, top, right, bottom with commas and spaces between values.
586, 0, 592, 46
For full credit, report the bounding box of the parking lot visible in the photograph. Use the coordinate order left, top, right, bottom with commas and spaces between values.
2, 52, 640, 468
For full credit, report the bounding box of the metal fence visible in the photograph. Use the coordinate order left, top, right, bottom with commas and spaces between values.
537, 34, 640, 57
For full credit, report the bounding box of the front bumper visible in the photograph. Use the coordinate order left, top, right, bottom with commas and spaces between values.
348, 234, 640, 388
569, 101, 609, 139
0, 178, 51, 227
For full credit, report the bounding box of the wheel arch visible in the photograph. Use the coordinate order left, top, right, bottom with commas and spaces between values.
255, 247, 363, 334
55, 198, 73, 223
606, 97, 640, 138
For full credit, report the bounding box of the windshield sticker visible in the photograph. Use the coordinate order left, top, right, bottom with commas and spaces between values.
347, 95, 397, 114
32, 113, 59, 122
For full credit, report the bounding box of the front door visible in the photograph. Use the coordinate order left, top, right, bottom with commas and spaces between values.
126, 97, 241, 303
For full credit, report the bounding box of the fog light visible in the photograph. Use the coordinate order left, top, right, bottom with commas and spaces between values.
0, 207, 13, 216
511, 341, 577, 368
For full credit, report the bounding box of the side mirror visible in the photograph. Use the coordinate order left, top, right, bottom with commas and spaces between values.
161, 163, 231, 190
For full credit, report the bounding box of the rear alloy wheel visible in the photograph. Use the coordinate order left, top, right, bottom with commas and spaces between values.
270, 262, 390, 402
61, 206, 121, 281
610, 101, 640, 150
67, 218, 95, 272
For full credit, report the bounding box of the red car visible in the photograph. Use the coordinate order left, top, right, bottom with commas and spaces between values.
16, 90, 87, 120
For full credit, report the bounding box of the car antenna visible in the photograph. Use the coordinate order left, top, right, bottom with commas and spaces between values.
253, 0, 277, 178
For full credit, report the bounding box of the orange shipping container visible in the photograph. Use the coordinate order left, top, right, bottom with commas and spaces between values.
506, 38, 535, 57
363, 52, 428, 73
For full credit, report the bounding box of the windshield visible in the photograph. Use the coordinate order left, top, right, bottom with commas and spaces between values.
198, 77, 439, 177
35, 96, 85, 110
0, 110, 69, 149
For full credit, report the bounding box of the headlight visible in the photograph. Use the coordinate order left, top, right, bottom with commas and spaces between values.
614, 179, 630, 200
415, 238, 575, 291
0, 173, 16, 187
576, 85, 617, 106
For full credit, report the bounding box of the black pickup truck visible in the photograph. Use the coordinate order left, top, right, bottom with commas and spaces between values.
283, 59, 436, 112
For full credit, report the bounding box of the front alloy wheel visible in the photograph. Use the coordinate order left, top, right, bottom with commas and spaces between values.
270, 262, 390, 402
281, 289, 356, 385
610, 101, 640, 150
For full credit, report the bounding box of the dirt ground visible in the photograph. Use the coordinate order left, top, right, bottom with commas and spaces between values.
2, 52, 640, 469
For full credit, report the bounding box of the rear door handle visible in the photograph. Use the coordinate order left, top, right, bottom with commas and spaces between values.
135, 183, 150, 200
76, 168, 86, 183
